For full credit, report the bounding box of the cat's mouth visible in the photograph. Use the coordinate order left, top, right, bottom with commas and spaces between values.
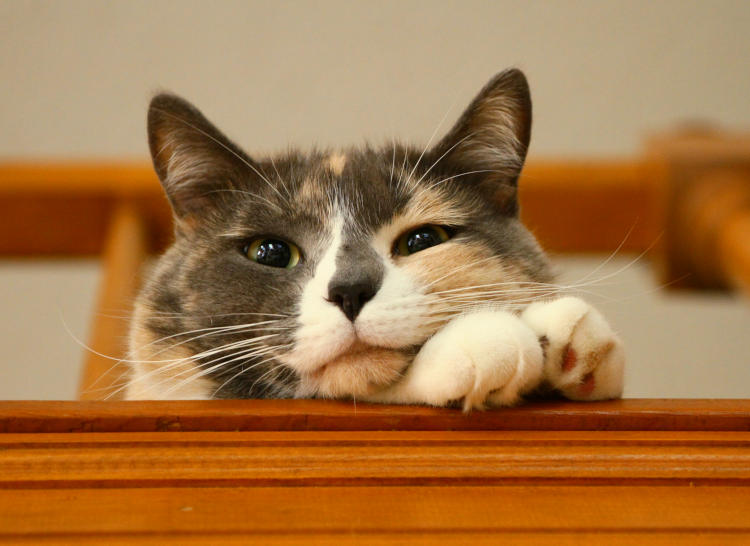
307, 340, 409, 397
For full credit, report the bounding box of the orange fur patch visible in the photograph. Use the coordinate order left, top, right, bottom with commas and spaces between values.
325, 152, 347, 176
311, 342, 408, 398
126, 308, 216, 400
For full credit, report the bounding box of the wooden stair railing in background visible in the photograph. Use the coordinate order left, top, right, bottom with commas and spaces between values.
0, 159, 661, 256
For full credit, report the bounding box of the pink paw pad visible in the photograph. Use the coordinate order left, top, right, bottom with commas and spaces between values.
578, 372, 596, 397
561, 345, 577, 372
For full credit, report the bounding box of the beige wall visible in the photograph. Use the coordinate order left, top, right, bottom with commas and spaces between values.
2, 0, 750, 159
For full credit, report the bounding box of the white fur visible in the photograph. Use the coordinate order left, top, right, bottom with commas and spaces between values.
355, 260, 433, 348
362, 297, 623, 409
283, 214, 355, 374
365, 310, 543, 410
521, 297, 625, 400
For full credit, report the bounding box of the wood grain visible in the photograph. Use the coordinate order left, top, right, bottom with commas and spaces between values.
2, 404, 748, 542
1, 430, 748, 488
1, 486, 748, 535
4, 534, 750, 546
0, 399, 749, 433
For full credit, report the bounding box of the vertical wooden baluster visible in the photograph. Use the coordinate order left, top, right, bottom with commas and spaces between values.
649, 130, 750, 294
719, 210, 750, 298
78, 202, 150, 400
668, 170, 750, 294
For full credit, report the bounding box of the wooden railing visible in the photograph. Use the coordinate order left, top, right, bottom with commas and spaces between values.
1, 399, 749, 542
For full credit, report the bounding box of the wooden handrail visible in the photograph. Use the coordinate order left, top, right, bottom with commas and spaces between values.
1, 399, 748, 433
0, 159, 659, 255
1, 420, 749, 541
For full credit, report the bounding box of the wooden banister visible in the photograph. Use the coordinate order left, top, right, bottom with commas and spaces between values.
0, 160, 658, 256
0, 399, 748, 433
1, 399, 749, 542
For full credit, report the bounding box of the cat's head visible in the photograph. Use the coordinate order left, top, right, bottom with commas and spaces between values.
128, 68, 551, 400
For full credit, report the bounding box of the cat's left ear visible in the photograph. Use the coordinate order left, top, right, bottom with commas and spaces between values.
430, 68, 531, 215
148, 93, 259, 227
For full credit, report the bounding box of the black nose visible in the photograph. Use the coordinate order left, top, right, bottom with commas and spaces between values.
328, 282, 377, 322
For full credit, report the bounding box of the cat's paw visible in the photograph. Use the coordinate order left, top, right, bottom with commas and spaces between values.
521, 297, 624, 400
371, 311, 543, 411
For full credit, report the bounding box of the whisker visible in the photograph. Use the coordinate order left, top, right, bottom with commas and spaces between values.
99, 333, 282, 394
106, 339, 288, 400
269, 155, 292, 201
151, 107, 289, 205
162, 344, 292, 399
402, 93, 463, 192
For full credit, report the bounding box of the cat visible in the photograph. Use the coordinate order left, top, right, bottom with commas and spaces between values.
125, 68, 624, 410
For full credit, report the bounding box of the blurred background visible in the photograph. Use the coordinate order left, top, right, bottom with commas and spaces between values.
1, 0, 749, 400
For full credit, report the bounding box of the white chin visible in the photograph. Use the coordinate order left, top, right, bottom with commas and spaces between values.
304, 343, 410, 398
285, 324, 356, 373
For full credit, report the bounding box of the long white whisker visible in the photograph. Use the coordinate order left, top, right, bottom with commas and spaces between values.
412, 132, 476, 188
162, 344, 292, 398
403, 94, 460, 191
269, 155, 292, 200
152, 107, 288, 205
575, 223, 636, 286
99, 334, 284, 398
204, 189, 283, 212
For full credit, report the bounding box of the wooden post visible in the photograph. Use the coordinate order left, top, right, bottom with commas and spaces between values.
649, 130, 750, 294
78, 202, 150, 400
718, 205, 750, 297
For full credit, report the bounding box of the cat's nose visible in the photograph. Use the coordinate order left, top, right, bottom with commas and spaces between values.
327, 281, 377, 322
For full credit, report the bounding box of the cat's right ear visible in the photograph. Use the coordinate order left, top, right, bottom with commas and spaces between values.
148, 93, 254, 224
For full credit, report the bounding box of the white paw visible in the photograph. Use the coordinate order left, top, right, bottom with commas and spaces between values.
521, 297, 624, 400
369, 311, 543, 410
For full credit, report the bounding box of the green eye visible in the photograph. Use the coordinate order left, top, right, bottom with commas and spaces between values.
395, 225, 451, 256
244, 238, 300, 268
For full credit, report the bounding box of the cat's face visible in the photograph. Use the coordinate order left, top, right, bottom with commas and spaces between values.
128, 69, 551, 400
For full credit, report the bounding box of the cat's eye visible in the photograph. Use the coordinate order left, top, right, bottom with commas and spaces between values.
243, 238, 301, 268
394, 225, 451, 256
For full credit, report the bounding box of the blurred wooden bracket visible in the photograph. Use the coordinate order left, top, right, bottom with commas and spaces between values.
649, 128, 750, 296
